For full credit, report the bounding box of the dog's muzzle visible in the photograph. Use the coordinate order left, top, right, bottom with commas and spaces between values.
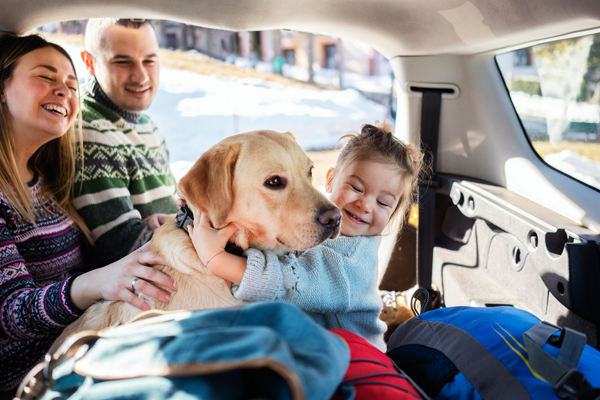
317, 206, 342, 239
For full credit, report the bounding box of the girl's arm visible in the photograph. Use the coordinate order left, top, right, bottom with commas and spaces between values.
235, 236, 380, 314
235, 241, 356, 313
188, 212, 247, 285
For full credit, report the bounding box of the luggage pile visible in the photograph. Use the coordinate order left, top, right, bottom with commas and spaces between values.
16, 299, 600, 400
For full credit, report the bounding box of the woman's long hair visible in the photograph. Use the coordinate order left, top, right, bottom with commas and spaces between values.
0, 34, 91, 242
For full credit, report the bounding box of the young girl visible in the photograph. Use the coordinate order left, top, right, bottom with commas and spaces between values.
189, 122, 423, 350
0, 34, 177, 396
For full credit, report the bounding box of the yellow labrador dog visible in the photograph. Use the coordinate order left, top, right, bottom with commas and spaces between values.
50, 129, 341, 353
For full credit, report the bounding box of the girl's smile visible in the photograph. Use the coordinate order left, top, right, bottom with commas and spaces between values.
326, 159, 402, 237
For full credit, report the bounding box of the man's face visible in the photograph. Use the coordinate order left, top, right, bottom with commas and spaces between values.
92, 23, 159, 112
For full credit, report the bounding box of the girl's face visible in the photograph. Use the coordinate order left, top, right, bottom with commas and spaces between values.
326, 159, 402, 237
1, 46, 78, 150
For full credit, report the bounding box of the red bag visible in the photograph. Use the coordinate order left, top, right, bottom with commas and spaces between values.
329, 329, 426, 399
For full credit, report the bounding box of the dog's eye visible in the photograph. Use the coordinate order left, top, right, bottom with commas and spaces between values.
265, 176, 286, 190
308, 167, 313, 178
264, 176, 286, 190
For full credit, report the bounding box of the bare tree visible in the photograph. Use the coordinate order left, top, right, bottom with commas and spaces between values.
206, 28, 212, 56
154, 20, 167, 48
179, 23, 188, 51
307, 33, 314, 84
337, 37, 344, 89
273, 30, 283, 74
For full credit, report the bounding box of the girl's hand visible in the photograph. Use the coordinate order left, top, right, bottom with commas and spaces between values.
188, 212, 246, 285
188, 212, 238, 269
70, 242, 178, 311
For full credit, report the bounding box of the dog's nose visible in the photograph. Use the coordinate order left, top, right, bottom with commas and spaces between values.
317, 206, 342, 229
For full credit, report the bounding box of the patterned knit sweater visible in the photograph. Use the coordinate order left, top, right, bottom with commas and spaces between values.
0, 176, 84, 392
234, 235, 388, 351
72, 95, 178, 267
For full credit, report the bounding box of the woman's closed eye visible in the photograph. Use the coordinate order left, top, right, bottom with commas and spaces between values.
39, 75, 76, 91
377, 200, 390, 207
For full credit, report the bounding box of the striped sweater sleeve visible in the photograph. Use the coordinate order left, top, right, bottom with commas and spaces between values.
72, 98, 178, 266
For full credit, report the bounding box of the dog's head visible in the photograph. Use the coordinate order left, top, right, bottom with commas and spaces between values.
178, 130, 341, 253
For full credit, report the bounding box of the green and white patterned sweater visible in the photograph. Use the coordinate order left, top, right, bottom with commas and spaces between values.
72, 96, 178, 267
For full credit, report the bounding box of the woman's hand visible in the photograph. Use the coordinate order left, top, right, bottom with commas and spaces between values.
70, 242, 178, 311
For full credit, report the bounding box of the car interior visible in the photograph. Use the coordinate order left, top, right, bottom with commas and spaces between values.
1, 0, 599, 352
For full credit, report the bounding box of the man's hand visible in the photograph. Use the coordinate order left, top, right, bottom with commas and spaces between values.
143, 213, 171, 231
175, 189, 187, 207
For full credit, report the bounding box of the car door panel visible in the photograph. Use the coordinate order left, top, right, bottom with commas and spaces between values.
430, 176, 600, 347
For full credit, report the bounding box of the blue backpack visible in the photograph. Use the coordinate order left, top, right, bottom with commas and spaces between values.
387, 306, 600, 400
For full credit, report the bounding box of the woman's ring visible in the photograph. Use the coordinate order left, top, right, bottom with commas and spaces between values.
131, 278, 138, 291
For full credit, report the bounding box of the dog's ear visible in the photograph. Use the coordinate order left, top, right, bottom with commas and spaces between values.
179, 143, 241, 228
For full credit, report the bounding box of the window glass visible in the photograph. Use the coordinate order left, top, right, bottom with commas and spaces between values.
496, 34, 600, 190
283, 49, 295, 65
324, 44, 337, 69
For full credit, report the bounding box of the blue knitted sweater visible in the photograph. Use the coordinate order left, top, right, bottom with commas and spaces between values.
234, 235, 387, 350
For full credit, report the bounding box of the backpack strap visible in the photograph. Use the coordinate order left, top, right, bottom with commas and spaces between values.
388, 317, 532, 400
523, 322, 598, 400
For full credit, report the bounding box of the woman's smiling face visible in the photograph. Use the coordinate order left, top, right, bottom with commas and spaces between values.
326, 159, 403, 237
1, 46, 78, 149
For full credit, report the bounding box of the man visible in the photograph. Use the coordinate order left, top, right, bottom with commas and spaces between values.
73, 19, 178, 267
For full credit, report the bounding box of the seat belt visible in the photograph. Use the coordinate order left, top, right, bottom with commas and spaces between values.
416, 89, 443, 289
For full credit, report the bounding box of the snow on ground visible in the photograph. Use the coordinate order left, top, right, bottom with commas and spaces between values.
149, 68, 389, 163
278, 63, 393, 94
508, 91, 600, 189
59, 42, 391, 164
544, 150, 600, 189
511, 91, 600, 123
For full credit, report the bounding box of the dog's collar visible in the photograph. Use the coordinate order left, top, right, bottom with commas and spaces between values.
175, 204, 194, 233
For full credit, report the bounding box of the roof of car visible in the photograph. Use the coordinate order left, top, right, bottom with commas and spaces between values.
2, 0, 600, 58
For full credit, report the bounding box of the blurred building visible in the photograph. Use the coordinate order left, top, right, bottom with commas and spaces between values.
38, 19, 393, 106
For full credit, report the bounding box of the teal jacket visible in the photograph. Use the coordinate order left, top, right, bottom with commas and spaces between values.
18, 302, 349, 400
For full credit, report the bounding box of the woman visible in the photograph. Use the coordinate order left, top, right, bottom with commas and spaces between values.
0, 34, 177, 396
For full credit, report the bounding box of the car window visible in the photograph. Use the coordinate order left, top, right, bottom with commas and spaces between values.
496, 34, 600, 191
39, 20, 397, 189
